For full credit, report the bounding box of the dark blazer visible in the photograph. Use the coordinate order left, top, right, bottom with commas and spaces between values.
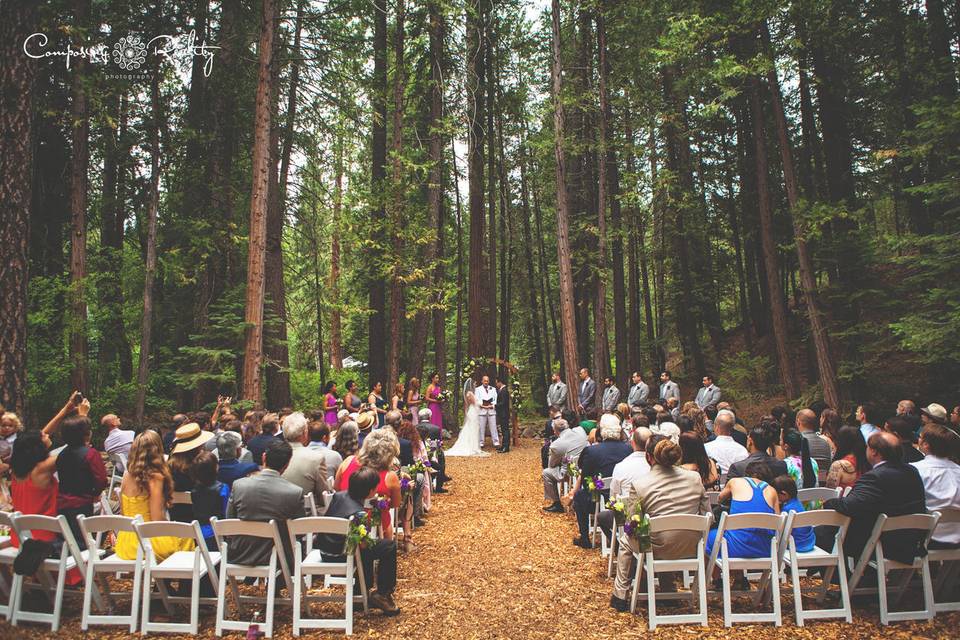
578, 441, 632, 480
496, 384, 510, 420
823, 461, 927, 565
218, 459, 260, 488
726, 451, 788, 480
316, 491, 366, 557
416, 420, 442, 441
397, 436, 414, 467
247, 433, 281, 465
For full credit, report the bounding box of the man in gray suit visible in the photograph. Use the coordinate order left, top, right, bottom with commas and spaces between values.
659, 370, 679, 402
695, 375, 721, 409
626, 371, 649, 408
280, 412, 330, 498
546, 372, 568, 411
542, 418, 589, 513
601, 376, 621, 412
226, 441, 305, 569
577, 368, 597, 416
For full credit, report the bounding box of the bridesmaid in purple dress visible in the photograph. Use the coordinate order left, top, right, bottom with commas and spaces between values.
426, 372, 444, 429
322, 381, 339, 425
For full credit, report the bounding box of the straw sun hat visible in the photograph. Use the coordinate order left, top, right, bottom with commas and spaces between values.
169, 422, 215, 455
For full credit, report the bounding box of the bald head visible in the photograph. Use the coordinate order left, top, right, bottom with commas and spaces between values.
714, 410, 735, 435
867, 431, 903, 465
101, 414, 120, 430
796, 409, 817, 432
897, 399, 916, 416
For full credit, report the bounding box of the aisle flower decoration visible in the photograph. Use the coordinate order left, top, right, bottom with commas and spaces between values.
346, 512, 376, 553
606, 498, 626, 526
563, 456, 580, 479
407, 459, 428, 476
399, 474, 413, 500
585, 474, 605, 501
367, 493, 389, 530
622, 501, 651, 552
510, 380, 523, 411
425, 438, 441, 462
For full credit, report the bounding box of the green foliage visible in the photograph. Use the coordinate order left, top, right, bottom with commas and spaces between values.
718, 351, 779, 405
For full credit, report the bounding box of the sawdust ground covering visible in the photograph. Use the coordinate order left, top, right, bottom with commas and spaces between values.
1, 436, 958, 639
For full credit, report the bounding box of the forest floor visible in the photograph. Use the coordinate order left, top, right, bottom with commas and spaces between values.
1, 435, 958, 639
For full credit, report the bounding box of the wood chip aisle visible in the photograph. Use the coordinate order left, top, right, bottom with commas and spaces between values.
1, 437, 957, 638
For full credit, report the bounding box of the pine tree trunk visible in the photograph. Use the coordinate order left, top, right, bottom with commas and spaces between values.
495, 76, 511, 379
466, 0, 488, 367
368, 0, 389, 388
763, 23, 842, 408
520, 145, 547, 405
428, 1, 447, 384
485, 11, 498, 365
748, 72, 799, 399
386, 0, 406, 391
644, 126, 662, 373
0, 1, 37, 417
240, 0, 277, 407
451, 137, 465, 415
551, 0, 581, 401
591, 5, 611, 386
135, 60, 163, 424
624, 117, 641, 375
329, 128, 344, 370
720, 132, 751, 341
68, 0, 91, 395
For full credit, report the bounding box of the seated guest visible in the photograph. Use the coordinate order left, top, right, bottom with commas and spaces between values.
333, 420, 360, 459
826, 426, 869, 490
818, 408, 842, 456
705, 410, 748, 475
56, 415, 108, 548
216, 431, 259, 488
101, 413, 134, 472
679, 432, 720, 489
280, 411, 330, 498
541, 418, 588, 514
597, 427, 652, 543
883, 415, 925, 463
319, 466, 400, 615
336, 429, 404, 547
610, 437, 709, 612
383, 410, 414, 466
772, 474, 815, 552
115, 431, 195, 562
397, 420, 430, 523
817, 432, 927, 565
706, 461, 779, 558
912, 424, 960, 549
726, 426, 788, 480
190, 450, 229, 550
10, 431, 60, 548
704, 403, 717, 435
796, 408, 833, 470
226, 441, 304, 569
781, 429, 818, 489
415, 408, 448, 491
356, 411, 376, 447
856, 403, 880, 442
920, 403, 948, 429
246, 412, 281, 464
651, 421, 680, 444
572, 416, 632, 549
164, 414, 188, 453
168, 422, 213, 522
308, 420, 344, 481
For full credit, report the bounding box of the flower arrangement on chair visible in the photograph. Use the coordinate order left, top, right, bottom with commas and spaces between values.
346, 511, 376, 553
585, 474, 605, 502
621, 500, 651, 553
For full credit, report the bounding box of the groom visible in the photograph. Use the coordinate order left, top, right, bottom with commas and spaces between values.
495, 377, 510, 453
474, 375, 500, 449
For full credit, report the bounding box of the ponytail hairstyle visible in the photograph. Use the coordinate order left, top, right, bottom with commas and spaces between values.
651, 438, 682, 468
783, 429, 815, 488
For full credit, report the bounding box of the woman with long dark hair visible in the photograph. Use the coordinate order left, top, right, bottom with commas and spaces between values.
782, 429, 818, 489
679, 432, 720, 489
819, 408, 842, 455
826, 425, 869, 490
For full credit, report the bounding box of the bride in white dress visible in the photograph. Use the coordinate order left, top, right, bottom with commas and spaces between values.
444, 378, 488, 457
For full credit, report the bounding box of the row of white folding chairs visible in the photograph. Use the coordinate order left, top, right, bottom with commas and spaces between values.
614, 506, 957, 629
0, 510, 368, 636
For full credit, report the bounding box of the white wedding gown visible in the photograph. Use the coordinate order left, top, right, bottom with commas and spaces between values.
444, 392, 488, 457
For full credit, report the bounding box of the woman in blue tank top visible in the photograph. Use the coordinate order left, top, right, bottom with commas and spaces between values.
706, 463, 780, 558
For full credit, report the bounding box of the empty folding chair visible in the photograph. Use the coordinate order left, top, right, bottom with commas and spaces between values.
0, 510, 20, 619
171, 491, 192, 507
796, 487, 840, 503
847, 512, 940, 624
77, 514, 144, 631
706, 511, 787, 627
134, 519, 220, 634
287, 516, 368, 636
631, 513, 712, 630
780, 510, 852, 626
9, 513, 101, 631
929, 508, 960, 612
211, 517, 292, 638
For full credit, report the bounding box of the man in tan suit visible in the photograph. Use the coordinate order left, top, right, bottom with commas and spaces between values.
610, 436, 710, 612
280, 412, 330, 499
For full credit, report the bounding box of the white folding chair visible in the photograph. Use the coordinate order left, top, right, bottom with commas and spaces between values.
287, 517, 368, 636
706, 511, 787, 627
211, 517, 292, 637
78, 514, 144, 631
589, 476, 613, 546
0, 510, 21, 619
706, 491, 721, 507
780, 510, 852, 626
929, 508, 960, 612
134, 519, 220, 634
304, 493, 318, 517
631, 513, 712, 630
9, 513, 102, 631
171, 491, 193, 506
847, 512, 940, 624
796, 487, 840, 503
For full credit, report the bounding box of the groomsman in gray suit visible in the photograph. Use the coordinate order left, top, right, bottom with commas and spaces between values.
577, 368, 597, 416
546, 372, 568, 411
627, 372, 649, 408
601, 376, 621, 412
659, 370, 680, 402
695, 375, 721, 409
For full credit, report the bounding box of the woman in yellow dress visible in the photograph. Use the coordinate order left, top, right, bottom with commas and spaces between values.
114, 430, 195, 561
